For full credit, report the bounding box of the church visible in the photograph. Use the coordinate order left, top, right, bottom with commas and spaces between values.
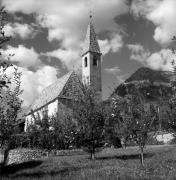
24, 17, 103, 131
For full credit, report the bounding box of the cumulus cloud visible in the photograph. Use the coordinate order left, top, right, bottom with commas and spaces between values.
1, 65, 59, 107
19, 66, 58, 107
127, 43, 173, 71
1, 44, 59, 106
130, 0, 159, 17
99, 33, 124, 56
127, 43, 150, 62
44, 49, 80, 70
2, 0, 128, 35
4, 23, 36, 39
2, 0, 128, 69
145, 49, 173, 71
2, 45, 41, 68
131, 0, 176, 45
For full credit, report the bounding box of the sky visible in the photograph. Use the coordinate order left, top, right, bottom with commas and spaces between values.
1, 0, 176, 107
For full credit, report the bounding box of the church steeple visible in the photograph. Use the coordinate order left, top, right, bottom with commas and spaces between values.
81, 14, 102, 101
82, 15, 101, 56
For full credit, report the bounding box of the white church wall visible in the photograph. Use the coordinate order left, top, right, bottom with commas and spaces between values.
38, 110, 43, 120
24, 109, 43, 131
24, 99, 58, 131
82, 53, 91, 85
24, 114, 33, 132
48, 99, 58, 117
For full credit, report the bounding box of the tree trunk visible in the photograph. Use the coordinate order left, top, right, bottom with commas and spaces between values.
91, 151, 95, 160
90, 147, 95, 160
3, 148, 10, 166
140, 146, 144, 167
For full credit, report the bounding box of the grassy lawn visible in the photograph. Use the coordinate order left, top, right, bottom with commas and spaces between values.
1, 145, 176, 180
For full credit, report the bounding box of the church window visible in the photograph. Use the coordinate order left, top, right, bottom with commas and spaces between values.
93, 56, 98, 66
85, 57, 88, 67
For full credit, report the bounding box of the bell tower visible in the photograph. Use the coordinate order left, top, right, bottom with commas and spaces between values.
81, 15, 102, 101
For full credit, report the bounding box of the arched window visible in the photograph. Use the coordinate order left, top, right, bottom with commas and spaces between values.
85, 57, 88, 67
93, 56, 98, 66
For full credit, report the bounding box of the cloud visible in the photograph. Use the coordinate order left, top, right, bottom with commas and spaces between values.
44, 30, 124, 70
19, 66, 58, 107
4, 23, 36, 39
104, 66, 121, 75
127, 43, 144, 52
45, 32, 124, 70
2, 0, 129, 69
130, 0, 159, 17
1, 65, 59, 107
44, 49, 80, 70
2, 45, 41, 68
131, 0, 176, 45
127, 43, 173, 71
1, 45, 60, 107
2, 0, 129, 34
145, 49, 173, 71
127, 43, 150, 62
99, 33, 124, 55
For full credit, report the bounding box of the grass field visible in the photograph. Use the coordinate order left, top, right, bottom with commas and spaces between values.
1, 145, 176, 180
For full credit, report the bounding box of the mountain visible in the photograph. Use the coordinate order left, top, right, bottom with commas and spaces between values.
125, 67, 172, 83
111, 67, 173, 102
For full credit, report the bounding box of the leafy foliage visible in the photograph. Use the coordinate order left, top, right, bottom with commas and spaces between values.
110, 89, 158, 166
27, 112, 78, 150
166, 36, 176, 133
73, 87, 106, 159
0, 7, 12, 88
0, 8, 23, 165
50, 114, 78, 150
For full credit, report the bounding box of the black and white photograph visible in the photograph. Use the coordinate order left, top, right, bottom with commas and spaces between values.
1, 0, 176, 179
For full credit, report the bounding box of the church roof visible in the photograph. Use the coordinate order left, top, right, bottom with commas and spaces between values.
29, 71, 73, 111
82, 21, 101, 56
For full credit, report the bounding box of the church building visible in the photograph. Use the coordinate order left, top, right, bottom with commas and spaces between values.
24, 17, 102, 131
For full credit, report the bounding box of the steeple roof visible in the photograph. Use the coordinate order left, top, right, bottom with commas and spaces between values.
82, 20, 101, 56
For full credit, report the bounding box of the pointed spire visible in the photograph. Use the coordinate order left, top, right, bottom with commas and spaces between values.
82, 14, 101, 56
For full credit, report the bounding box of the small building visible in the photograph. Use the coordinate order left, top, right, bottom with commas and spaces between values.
156, 132, 174, 144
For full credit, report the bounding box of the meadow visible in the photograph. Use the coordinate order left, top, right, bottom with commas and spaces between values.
1, 145, 176, 180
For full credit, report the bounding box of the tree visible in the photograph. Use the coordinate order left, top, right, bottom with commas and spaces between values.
110, 91, 158, 166
73, 87, 106, 160
104, 100, 123, 148
165, 36, 176, 134
26, 112, 53, 150
0, 7, 12, 88
26, 110, 78, 150
50, 114, 78, 150
0, 67, 23, 164
0, 8, 23, 165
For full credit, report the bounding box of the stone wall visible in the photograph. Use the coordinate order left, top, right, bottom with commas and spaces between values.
6, 148, 84, 165
6, 148, 42, 165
